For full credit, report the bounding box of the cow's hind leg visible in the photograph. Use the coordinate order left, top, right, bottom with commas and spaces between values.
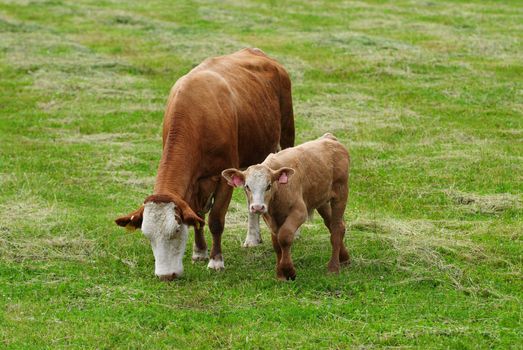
243, 212, 262, 247
207, 179, 233, 270
192, 217, 209, 262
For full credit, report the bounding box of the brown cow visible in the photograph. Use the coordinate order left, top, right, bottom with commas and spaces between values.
222, 133, 350, 280
115, 48, 294, 281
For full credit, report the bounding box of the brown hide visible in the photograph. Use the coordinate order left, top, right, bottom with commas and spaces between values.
262, 133, 349, 229
115, 48, 294, 229
224, 133, 350, 279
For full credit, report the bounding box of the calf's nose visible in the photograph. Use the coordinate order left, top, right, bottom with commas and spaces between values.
250, 204, 266, 213
157, 273, 177, 282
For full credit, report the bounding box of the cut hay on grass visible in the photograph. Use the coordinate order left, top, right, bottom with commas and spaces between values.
0, 0, 521, 348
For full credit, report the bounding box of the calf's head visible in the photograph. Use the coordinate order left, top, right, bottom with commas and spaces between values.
115, 194, 204, 281
222, 165, 295, 214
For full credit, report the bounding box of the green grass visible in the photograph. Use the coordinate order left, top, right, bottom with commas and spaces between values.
1, 0, 522, 348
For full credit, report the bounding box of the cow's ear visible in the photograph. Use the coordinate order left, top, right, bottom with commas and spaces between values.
176, 199, 205, 227
221, 168, 245, 187
272, 167, 295, 184
115, 205, 144, 232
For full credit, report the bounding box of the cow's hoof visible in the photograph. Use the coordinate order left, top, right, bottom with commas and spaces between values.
192, 249, 209, 262
242, 238, 262, 248
207, 258, 225, 270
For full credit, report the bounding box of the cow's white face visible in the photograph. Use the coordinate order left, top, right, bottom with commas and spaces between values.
141, 202, 188, 281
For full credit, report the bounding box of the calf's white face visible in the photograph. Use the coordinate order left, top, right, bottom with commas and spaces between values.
141, 202, 188, 281
222, 165, 295, 214
244, 168, 273, 214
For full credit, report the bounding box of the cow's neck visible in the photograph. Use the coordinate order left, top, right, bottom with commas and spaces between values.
153, 116, 200, 201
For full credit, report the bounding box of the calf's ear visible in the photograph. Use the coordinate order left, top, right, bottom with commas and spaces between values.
221, 168, 245, 187
115, 205, 144, 232
272, 167, 295, 184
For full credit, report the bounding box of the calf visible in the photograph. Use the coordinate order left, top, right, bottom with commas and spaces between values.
222, 133, 350, 280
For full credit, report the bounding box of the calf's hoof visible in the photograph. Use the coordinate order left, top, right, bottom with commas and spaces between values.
207, 258, 225, 270
277, 265, 296, 281
327, 261, 341, 274
242, 238, 262, 248
277, 274, 296, 281
339, 250, 351, 266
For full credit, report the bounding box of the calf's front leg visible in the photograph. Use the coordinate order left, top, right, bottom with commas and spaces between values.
275, 210, 307, 280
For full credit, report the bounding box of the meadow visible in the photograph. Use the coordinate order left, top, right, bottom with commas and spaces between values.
1, 0, 522, 348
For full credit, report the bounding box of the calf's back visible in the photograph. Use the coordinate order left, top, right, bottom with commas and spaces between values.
265, 134, 349, 213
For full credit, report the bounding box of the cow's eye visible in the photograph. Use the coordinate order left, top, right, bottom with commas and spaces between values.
266, 184, 271, 191
245, 185, 250, 191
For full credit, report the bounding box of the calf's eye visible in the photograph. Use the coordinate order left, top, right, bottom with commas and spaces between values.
266, 184, 271, 191
245, 185, 250, 191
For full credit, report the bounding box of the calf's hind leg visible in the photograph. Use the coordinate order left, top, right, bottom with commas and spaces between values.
319, 199, 349, 274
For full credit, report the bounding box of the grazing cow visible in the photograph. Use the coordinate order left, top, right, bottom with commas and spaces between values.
222, 133, 350, 280
115, 48, 294, 281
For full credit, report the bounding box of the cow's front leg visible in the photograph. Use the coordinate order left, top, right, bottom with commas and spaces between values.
192, 220, 209, 262
243, 212, 262, 247
207, 180, 232, 270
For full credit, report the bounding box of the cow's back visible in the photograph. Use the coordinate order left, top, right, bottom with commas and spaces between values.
189, 49, 291, 167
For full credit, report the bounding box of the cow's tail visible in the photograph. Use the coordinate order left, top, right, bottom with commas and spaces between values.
278, 69, 295, 149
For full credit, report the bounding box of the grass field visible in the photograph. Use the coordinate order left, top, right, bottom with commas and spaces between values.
1, 0, 522, 348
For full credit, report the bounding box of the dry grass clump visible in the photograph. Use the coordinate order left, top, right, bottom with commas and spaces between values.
61, 132, 136, 147
0, 29, 154, 113
296, 91, 414, 138
350, 218, 488, 294
0, 235, 96, 263
224, 201, 249, 230
110, 170, 156, 190
445, 190, 521, 215
0, 197, 95, 263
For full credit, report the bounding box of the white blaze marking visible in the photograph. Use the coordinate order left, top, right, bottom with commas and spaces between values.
246, 169, 270, 211
142, 202, 188, 277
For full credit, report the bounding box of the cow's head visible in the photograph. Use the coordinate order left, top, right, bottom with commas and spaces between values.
115, 194, 204, 281
222, 165, 295, 214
